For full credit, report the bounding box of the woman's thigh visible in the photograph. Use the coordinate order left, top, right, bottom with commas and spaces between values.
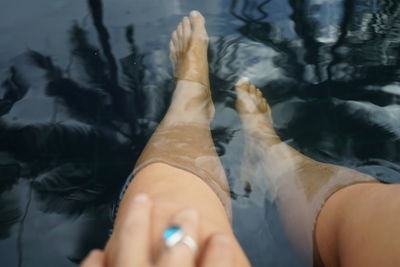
109, 163, 250, 267
316, 183, 400, 267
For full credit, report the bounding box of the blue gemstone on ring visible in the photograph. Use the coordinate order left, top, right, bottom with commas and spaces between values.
163, 226, 184, 247
163, 226, 182, 240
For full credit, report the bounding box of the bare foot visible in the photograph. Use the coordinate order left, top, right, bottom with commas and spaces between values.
132, 12, 233, 219
234, 78, 280, 204
235, 79, 378, 264
235, 78, 269, 114
235, 77, 276, 140
166, 11, 214, 123
169, 11, 209, 87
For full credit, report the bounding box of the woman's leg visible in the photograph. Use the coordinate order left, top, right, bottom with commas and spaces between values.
316, 183, 400, 267
107, 11, 250, 267
234, 80, 378, 265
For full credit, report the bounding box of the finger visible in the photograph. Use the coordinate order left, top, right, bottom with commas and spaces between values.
81, 250, 106, 267
201, 234, 235, 267
159, 208, 199, 267
115, 194, 152, 267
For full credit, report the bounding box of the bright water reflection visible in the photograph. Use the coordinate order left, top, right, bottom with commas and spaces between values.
1, 0, 400, 266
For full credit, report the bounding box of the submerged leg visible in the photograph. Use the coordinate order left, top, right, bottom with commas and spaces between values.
133, 11, 230, 212
107, 11, 250, 266
235, 79, 378, 265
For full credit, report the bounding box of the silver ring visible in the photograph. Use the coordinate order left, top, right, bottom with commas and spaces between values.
163, 226, 198, 253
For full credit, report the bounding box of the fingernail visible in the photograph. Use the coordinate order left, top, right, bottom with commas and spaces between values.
190, 10, 200, 17
133, 193, 148, 203
236, 77, 249, 85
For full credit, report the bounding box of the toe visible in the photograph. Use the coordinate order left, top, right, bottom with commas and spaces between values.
261, 99, 268, 109
249, 84, 257, 95
169, 40, 177, 64
190, 10, 207, 36
182, 16, 191, 40
261, 98, 271, 113
235, 77, 250, 92
176, 22, 184, 51
172, 31, 179, 49
177, 21, 184, 37
256, 88, 262, 97
169, 40, 176, 54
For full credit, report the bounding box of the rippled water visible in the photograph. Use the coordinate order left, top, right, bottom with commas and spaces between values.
1, 0, 400, 266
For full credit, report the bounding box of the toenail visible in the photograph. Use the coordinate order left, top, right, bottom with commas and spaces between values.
190, 10, 200, 17
236, 77, 249, 85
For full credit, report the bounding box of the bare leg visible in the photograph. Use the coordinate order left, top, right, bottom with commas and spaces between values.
133, 12, 230, 212
235, 79, 378, 265
107, 11, 250, 266
316, 183, 400, 267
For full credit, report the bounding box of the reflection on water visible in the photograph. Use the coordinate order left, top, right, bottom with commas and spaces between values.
0, 0, 400, 266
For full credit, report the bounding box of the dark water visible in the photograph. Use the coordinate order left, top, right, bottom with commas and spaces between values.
1, 0, 400, 266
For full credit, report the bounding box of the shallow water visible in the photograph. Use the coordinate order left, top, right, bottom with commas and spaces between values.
1, 0, 400, 266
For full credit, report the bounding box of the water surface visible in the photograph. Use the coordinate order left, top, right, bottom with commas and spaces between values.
1, 0, 400, 266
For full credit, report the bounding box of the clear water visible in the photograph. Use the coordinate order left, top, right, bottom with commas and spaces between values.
1, 0, 400, 266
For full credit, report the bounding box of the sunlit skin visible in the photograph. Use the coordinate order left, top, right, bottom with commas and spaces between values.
82, 10, 400, 267
102, 10, 250, 267
82, 195, 236, 267
235, 75, 400, 267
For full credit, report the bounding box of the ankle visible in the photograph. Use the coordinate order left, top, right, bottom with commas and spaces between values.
161, 80, 214, 125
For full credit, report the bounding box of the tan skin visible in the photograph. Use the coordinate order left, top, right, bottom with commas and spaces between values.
82, 193, 236, 267
106, 164, 249, 266
234, 79, 400, 266
316, 183, 400, 267
81, 10, 400, 267
102, 10, 251, 267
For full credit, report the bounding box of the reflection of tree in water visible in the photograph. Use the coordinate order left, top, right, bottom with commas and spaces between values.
223, 2, 400, 265
0, 154, 21, 240
228, 0, 400, 182
0, 0, 150, 263
0, 1, 236, 262
1, 0, 400, 265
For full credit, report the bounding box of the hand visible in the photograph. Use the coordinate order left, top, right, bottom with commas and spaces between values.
81, 194, 235, 267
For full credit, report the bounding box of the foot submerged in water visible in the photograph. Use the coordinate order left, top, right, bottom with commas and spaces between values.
133, 11, 231, 213
169, 10, 209, 87
235, 78, 377, 264
166, 11, 214, 124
